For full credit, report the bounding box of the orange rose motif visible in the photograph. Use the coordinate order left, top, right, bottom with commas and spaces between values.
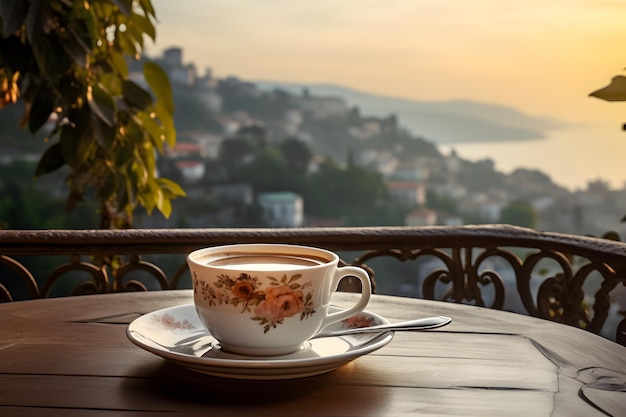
254, 285, 305, 323
232, 281, 256, 300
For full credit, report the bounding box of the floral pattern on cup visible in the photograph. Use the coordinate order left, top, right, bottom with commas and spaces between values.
193, 271, 315, 333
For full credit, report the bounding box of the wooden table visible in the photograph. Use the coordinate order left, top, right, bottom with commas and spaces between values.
1, 290, 625, 417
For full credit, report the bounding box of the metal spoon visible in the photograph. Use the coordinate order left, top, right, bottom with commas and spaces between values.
311, 315, 452, 339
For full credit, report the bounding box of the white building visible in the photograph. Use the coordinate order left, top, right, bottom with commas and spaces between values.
258, 192, 304, 228
386, 181, 426, 207
175, 160, 204, 181
405, 208, 437, 226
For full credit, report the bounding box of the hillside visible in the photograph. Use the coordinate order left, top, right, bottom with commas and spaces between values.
255, 81, 567, 144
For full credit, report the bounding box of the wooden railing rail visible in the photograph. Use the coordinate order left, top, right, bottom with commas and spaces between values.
1, 225, 625, 345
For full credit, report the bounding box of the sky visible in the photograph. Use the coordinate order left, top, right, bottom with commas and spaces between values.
147, 0, 626, 190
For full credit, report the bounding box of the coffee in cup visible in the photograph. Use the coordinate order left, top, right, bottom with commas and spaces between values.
187, 243, 372, 356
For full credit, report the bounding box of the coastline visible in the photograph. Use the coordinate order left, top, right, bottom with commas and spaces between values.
439, 124, 626, 192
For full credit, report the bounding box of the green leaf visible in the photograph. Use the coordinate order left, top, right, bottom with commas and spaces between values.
87, 83, 115, 127
35, 143, 65, 177
60, 28, 89, 68
110, 0, 132, 16
99, 72, 123, 96
91, 111, 116, 149
143, 61, 174, 114
135, 112, 164, 151
142, 142, 157, 177
60, 124, 83, 168
589, 76, 626, 102
158, 198, 172, 218
143, 62, 175, 146
138, 180, 157, 214
84, 7, 99, 50
130, 12, 156, 41
122, 80, 153, 110
155, 105, 176, 147
154, 187, 173, 218
25, 3, 59, 75
602, 230, 621, 241
125, 23, 145, 50
108, 50, 129, 78
28, 87, 54, 133
117, 30, 138, 57
0, 0, 29, 37
113, 139, 135, 168
157, 177, 187, 197
139, 0, 156, 18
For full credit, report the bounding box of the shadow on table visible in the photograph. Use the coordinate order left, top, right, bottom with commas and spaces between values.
124, 361, 392, 413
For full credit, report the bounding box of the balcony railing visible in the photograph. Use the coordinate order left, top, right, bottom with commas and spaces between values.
1, 224, 625, 345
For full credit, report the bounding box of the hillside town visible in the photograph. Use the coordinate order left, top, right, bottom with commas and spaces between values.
126, 47, 626, 238
3, 46, 626, 238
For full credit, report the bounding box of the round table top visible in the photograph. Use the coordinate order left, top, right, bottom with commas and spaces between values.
1, 290, 625, 417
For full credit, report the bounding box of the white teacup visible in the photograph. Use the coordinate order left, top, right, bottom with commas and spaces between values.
187, 243, 372, 356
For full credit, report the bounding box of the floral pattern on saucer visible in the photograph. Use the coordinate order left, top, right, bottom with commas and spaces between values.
152, 313, 195, 330
342, 313, 376, 329
193, 272, 315, 333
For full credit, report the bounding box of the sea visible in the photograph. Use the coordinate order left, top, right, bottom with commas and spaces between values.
438, 124, 626, 192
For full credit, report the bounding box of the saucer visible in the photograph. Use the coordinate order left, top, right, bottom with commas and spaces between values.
126, 304, 394, 380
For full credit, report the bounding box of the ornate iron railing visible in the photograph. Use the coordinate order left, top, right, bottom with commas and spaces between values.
1, 225, 625, 345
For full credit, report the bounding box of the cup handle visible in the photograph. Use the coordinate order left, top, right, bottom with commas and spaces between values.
320, 266, 372, 329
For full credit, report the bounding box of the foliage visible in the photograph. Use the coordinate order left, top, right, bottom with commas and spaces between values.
590, 74, 626, 104
280, 137, 313, 176
214, 132, 405, 226
231, 147, 305, 193
590, 71, 626, 223
425, 190, 458, 214
499, 200, 538, 228
305, 159, 401, 225
0, 160, 99, 229
0, 0, 185, 229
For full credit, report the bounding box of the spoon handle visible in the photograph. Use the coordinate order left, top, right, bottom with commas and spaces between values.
312, 315, 452, 339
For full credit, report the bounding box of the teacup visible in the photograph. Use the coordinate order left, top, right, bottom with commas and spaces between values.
187, 243, 372, 356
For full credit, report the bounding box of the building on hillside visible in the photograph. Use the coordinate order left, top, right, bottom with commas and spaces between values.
165, 141, 206, 159
297, 89, 349, 119
356, 149, 399, 176
220, 76, 260, 97
162, 47, 183, 68
431, 181, 467, 200
175, 160, 205, 181
392, 160, 430, 182
348, 115, 398, 140
161, 47, 196, 86
459, 194, 505, 222
405, 208, 437, 226
211, 183, 254, 205
194, 68, 222, 113
185, 132, 223, 159
386, 181, 426, 207
257, 192, 304, 228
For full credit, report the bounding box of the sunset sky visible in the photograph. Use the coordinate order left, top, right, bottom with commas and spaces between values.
148, 0, 626, 189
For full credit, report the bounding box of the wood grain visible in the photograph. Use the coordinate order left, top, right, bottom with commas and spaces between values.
0, 290, 624, 417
